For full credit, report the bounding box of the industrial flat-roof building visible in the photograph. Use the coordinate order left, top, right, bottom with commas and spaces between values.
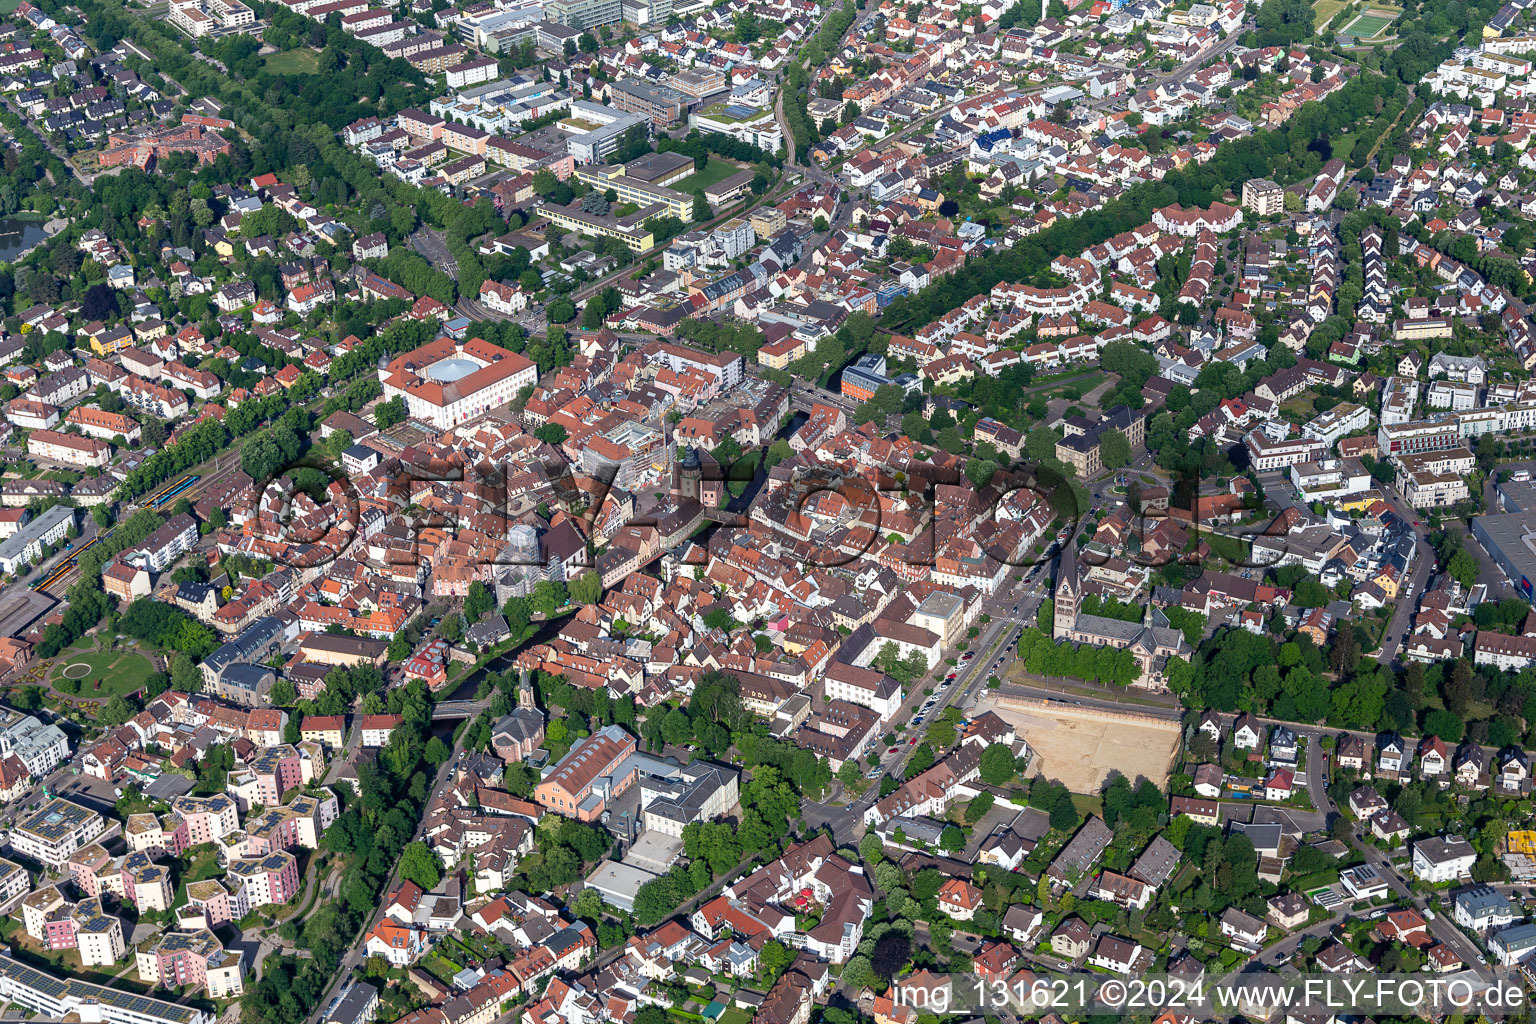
1471, 509, 1536, 599
583, 858, 659, 912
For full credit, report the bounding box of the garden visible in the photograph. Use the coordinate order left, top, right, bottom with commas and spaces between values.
49, 646, 156, 699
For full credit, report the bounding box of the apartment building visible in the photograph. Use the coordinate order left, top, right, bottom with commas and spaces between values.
1241, 177, 1284, 216
0, 505, 74, 574
26, 428, 109, 469
1055, 406, 1145, 477
64, 406, 141, 443
11, 799, 106, 868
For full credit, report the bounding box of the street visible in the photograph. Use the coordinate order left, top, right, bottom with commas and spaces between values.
803, 560, 1055, 843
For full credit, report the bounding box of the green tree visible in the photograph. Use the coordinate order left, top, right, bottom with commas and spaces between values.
978, 743, 1016, 786
1050, 789, 1079, 831
374, 396, 406, 430
169, 652, 203, 693
964, 791, 995, 824
760, 940, 795, 979
464, 581, 495, 625
940, 825, 966, 852
569, 570, 603, 606
843, 955, 878, 992
398, 841, 442, 890
100, 694, 135, 728
1448, 550, 1478, 590
1099, 427, 1132, 470
388, 635, 410, 662
692, 190, 710, 222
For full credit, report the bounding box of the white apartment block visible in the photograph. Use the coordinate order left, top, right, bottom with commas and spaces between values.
1301, 401, 1371, 447
0, 714, 69, 778
1412, 836, 1477, 883
1427, 380, 1479, 411
11, 799, 106, 868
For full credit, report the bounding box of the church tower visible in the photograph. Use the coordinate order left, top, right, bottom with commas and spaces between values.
517, 667, 535, 710
1052, 546, 1079, 640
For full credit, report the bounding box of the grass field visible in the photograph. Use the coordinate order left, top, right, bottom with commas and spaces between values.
1330, 132, 1358, 165
1313, 0, 1348, 29
262, 48, 319, 74
51, 650, 155, 695
1343, 10, 1397, 36
1032, 370, 1106, 399
673, 159, 747, 200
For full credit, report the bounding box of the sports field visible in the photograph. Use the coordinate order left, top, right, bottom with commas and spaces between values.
1342, 9, 1397, 37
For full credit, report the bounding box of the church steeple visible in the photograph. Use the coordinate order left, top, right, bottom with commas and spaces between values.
1052, 544, 1079, 640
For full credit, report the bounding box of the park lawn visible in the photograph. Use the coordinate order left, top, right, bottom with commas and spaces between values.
262, 48, 319, 74
1330, 132, 1357, 165
673, 159, 747, 198
1312, 0, 1347, 28
421, 952, 462, 986
1035, 370, 1106, 398
1205, 530, 1252, 565
1030, 366, 1099, 386
51, 649, 155, 695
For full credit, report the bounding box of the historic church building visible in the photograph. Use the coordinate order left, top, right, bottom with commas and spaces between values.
1052, 545, 1189, 689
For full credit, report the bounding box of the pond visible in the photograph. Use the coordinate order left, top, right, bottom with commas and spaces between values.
0, 218, 47, 261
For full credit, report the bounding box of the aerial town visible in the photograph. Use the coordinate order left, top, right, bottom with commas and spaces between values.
4, 0, 1536, 1019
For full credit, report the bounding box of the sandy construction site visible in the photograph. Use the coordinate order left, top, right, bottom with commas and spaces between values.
977, 694, 1181, 793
